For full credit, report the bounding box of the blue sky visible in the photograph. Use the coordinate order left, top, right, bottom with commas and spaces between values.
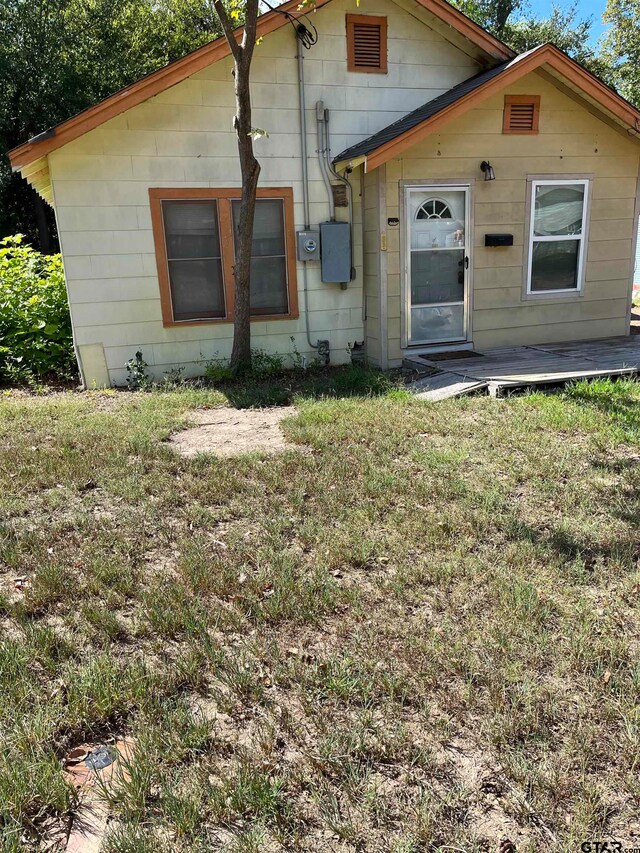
529, 0, 608, 44
529, 0, 607, 42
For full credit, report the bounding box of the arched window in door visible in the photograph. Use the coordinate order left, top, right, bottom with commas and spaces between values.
416, 198, 453, 220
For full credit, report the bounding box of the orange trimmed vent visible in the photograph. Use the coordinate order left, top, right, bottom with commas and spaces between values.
347, 15, 387, 73
503, 95, 540, 133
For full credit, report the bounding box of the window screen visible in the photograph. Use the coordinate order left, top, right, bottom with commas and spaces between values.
162, 201, 225, 320
232, 199, 289, 316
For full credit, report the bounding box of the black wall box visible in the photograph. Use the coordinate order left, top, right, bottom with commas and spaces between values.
485, 233, 514, 247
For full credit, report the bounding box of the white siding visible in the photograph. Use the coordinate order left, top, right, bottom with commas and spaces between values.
48, 0, 481, 384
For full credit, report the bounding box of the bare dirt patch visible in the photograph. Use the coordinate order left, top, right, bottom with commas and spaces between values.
168, 406, 299, 457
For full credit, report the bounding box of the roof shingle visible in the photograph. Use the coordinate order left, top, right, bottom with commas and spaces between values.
334, 60, 511, 163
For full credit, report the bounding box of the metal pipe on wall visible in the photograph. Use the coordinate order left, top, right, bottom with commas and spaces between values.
324, 108, 355, 282
296, 30, 319, 351
316, 101, 335, 221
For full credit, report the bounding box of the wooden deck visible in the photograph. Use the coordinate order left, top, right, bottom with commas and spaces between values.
406, 336, 640, 401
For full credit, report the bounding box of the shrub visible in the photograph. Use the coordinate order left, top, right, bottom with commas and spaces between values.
125, 350, 153, 390
0, 236, 76, 382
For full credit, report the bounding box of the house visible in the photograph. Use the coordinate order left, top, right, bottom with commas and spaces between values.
9, 0, 640, 386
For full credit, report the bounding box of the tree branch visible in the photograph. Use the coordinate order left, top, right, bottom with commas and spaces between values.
240, 0, 260, 64
210, 0, 242, 62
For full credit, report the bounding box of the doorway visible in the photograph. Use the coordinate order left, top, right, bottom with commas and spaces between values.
404, 185, 471, 347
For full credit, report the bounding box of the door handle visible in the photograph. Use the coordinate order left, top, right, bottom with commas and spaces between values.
464, 255, 469, 269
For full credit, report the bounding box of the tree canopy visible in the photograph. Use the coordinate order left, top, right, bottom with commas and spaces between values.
603, 0, 640, 106
0, 0, 222, 248
452, 0, 610, 77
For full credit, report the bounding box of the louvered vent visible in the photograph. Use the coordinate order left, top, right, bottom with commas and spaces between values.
503, 95, 540, 133
508, 102, 535, 130
347, 15, 387, 73
353, 23, 382, 68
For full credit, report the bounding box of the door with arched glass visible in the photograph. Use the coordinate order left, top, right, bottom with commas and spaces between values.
404, 186, 470, 346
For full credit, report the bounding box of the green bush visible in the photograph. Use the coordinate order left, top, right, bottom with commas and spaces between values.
0, 236, 76, 382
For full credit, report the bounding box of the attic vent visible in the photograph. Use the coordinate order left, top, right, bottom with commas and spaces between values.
503, 95, 540, 134
347, 14, 387, 74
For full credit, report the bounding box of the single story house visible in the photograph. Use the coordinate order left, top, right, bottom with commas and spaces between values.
9, 0, 640, 385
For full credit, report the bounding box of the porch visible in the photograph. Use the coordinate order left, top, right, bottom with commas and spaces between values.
406, 335, 640, 401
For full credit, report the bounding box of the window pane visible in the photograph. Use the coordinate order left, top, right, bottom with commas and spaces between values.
232, 199, 286, 256
232, 198, 289, 315
163, 201, 220, 259
411, 249, 464, 304
249, 257, 289, 314
534, 184, 585, 236
168, 258, 225, 320
530, 240, 580, 291
411, 304, 464, 342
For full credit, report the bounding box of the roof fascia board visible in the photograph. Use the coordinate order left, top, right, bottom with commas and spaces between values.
390, 0, 513, 64
8, 0, 329, 171
413, 0, 513, 62
362, 44, 640, 171
9, 0, 512, 172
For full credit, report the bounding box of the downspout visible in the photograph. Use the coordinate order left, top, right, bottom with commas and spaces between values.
296, 28, 321, 354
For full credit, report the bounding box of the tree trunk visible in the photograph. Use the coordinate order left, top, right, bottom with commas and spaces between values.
230, 52, 260, 373
211, 0, 261, 374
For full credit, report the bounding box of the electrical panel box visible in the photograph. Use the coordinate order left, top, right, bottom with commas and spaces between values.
296, 230, 320, 261
485, 233, 514, 247
320, 221, 351, 283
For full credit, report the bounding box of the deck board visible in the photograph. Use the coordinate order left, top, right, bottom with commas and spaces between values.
411, 371, 488, 401
408, 336, 640, 399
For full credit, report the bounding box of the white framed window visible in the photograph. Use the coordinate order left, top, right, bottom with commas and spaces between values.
526, 179, 590, 295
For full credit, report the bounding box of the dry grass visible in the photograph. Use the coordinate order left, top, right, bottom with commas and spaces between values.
1, 370, 640, 851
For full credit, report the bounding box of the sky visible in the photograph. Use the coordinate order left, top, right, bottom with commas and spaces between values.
529, 0, 608, 44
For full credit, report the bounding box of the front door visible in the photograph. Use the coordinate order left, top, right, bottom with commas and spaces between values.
405, 185, 470, 346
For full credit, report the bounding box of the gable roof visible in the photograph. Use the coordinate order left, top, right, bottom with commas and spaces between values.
336, 59, 510, 164
8, 0, 513, 174
334, 43, 640, 171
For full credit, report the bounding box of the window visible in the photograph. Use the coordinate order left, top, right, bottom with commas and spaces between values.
416, 199, 453, 220
162, 201, 225, 320
231, 199, 289, 315
503, 95, 540, 134
526, 179, 589, 295
346, 14, 387, 73
150, 188, 298, 325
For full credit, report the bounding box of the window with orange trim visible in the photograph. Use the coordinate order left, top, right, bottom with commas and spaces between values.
346, 14, 387, 73
503, 95, 540, 134
150, 188, 299, 326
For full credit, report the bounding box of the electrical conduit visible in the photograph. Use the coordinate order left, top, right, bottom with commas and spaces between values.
296, 29, 319, 352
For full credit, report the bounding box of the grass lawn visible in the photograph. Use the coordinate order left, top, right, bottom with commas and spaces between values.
1, 369, 640, 851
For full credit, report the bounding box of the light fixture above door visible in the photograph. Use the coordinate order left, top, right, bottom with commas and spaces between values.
480, 161, 496, 181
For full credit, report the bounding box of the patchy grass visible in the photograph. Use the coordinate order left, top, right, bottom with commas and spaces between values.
1, 371, 640, 850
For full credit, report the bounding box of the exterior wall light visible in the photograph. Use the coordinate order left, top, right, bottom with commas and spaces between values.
480, 161, 496, 181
